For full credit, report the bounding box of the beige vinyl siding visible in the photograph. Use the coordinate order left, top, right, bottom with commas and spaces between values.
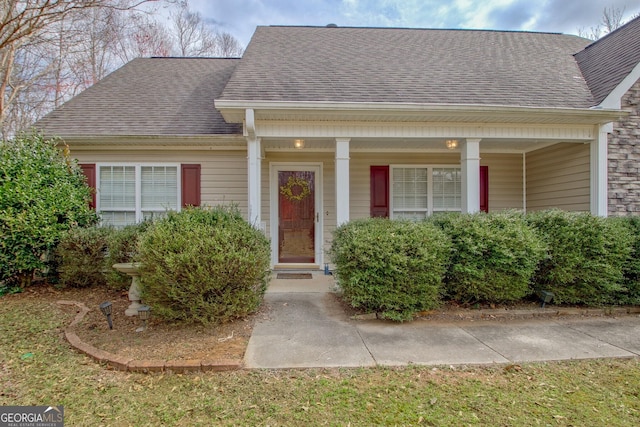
350, 152, 524, 219
73, 150, 249, 215
526, 143, 590, 212
481, 153, 524, 212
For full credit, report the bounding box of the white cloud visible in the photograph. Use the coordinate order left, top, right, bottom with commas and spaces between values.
187, 0, 640, 47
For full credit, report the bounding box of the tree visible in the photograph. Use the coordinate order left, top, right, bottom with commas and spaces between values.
1, 1, 244, 138
578, 6, 635, 40
112, 10, 173, 62
216, 31, 244, 57
601, 6, 626, 32
0, 133, 97, 289
171, 1, 217, 56
0, 1, 155, 138
170, 1, 243, 57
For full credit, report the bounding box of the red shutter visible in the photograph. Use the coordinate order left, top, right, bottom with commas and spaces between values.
370, 165, 389, 218
79, 163, 96, 210
181, 164, 201, 207
480, 166, 489, 213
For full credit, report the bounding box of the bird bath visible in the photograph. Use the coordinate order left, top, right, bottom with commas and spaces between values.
112, 262, 143, 316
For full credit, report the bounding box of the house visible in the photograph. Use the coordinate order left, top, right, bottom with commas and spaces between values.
36, 17, 640, 269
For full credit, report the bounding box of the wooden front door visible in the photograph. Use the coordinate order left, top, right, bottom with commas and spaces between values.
278, 170, 315, 263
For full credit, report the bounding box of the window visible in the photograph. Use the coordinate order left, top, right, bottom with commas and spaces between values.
390, 165, 461, 219
97, 164, 179, 227
432, 167, 462, 212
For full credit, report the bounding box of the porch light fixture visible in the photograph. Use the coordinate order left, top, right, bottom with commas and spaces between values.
445, 139, 458, 150
99, 301, 113, 330
293, 139, 305, 149
136, 305, 151, 332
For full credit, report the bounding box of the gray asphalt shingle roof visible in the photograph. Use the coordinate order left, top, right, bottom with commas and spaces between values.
36, 57, 242, 137
575, 16, 640, 105
35, 23, 640, 139
218, 26, 596, 108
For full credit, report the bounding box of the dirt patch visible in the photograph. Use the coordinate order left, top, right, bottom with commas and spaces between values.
17, 283, 261, 362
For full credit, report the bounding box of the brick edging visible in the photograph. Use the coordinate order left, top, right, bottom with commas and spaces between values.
56, 300, 242, 373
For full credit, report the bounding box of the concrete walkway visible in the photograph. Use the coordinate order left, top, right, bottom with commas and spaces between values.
244, 273, 640, 369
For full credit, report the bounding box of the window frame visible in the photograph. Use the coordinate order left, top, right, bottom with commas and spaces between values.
96, 162, 182, 225
389, 164, 461, 219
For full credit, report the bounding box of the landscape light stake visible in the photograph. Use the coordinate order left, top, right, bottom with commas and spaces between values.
137, 305, 150, 332
537, 290, 555, 308
99, 301, 113, 330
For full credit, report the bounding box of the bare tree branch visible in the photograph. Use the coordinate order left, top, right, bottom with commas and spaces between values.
1, 0, 244, 137
171, 1, 217, 56
601, 6, 625, 33
216, 31, 243, 57
578, 6, 633, 41
1, 0, 157, 137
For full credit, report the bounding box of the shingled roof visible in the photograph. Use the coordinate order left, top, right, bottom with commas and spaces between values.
575, 15, 640, 106
36, 57, 242, 137
218, 26, 595, 108
37, 24, 640, 139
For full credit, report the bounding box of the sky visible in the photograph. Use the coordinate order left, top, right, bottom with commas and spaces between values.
185, 0, 640, 48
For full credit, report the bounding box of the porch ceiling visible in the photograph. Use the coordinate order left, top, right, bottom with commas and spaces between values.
261, 137, 584, 154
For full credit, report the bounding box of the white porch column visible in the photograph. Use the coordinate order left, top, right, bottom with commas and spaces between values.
247, 136, 261, 226
245, 109, 261, 227
335, 138, 350, 226
590, 123, 611, 217
461, 139, 481, 213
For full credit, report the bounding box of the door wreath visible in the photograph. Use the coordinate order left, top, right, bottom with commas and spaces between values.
280, 175, 311, 201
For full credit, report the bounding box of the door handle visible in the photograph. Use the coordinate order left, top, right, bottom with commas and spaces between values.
316, 212, 319, 222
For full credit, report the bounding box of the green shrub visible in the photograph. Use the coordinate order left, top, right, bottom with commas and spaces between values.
615, 216, 640, 305
55, 227, 110, 288
527, 210, 633, 305
430, 212, 546, 304
330, 218, 451, 321
137, 206, 270, 324
104, 222, 150, 291
0, 133, 97, 288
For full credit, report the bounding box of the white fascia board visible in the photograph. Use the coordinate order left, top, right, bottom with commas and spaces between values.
215, 100, 624, 124
598, 61, 640, 109
56, 134, 246, 147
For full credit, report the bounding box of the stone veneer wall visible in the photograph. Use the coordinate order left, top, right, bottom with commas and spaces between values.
609, 78, 640, 216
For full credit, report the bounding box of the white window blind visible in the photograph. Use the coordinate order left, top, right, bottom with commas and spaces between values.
392, 167, 428, 219
99, 166, 135, 227
141, 166, 178, 216
391, 166, 461, 219
432, 167, 461, 212
97, 164, 179, 226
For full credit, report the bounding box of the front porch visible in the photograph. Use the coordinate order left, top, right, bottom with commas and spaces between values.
231, 106, 618, 269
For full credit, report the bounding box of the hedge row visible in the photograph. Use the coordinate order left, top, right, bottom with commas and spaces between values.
330, 218, 451, 321
55, 222, 149, 290
54, 206, 271, 325
330, 211, 640, 321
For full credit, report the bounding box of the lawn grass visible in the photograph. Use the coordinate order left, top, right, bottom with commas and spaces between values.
1, 297, 639, 426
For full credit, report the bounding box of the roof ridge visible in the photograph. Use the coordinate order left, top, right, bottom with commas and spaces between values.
262, 24, 565, 36
148, 56, 241, 60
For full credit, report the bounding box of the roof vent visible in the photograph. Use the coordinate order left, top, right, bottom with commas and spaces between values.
326, 23, 338, 28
